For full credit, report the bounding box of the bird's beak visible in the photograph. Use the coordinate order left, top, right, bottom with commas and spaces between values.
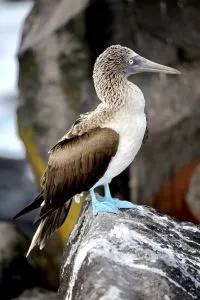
124, 55, 181, 75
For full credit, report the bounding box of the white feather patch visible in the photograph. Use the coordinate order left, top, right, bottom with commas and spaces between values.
94, 83, 146, 188
74, 193, 83, 203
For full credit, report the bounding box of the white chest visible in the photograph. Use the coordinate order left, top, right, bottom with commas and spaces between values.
94, 84, 147, 187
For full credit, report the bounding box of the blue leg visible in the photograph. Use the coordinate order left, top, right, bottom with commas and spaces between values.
103, 183, 136, 209
90, 188, 119, 216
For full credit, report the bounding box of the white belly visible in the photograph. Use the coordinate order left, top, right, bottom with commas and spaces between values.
94, 109, 146, 188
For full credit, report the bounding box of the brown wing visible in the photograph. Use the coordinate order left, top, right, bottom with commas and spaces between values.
49, 111, 92, 152
40, 127, 119, 218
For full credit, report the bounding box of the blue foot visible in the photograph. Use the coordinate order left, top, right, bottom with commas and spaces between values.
92, 200, 119, 215
108, 198, 136, 209
103, 183, 136, 209
90, 190, 119, 216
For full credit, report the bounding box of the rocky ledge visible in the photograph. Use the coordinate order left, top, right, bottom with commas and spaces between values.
59, 197, 200, 300
0, 221, 57, 300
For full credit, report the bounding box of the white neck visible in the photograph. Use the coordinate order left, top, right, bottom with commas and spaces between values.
125, 81, 145, 112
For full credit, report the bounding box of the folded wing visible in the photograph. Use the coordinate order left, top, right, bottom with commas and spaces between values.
41, 127, 119, 216
15, 126, 119, 253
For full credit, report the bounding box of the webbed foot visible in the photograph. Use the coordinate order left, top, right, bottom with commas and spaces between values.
107, 197, 136, 209
103, 183, 136, 209
90, 190, 119, 215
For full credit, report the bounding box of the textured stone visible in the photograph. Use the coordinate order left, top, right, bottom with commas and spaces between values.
18, 0, 94, 160
133, 0, 200, 61
59, 198, 200, 300
0, 222, 57, 300
14, 288, 57, 300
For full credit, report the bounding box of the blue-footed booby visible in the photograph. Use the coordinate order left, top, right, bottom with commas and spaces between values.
14, 45, 180, 255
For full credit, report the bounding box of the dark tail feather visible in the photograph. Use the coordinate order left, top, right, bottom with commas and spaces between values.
13, 191, 43, 219
26, 199, 72, 256
33, 203, 59, 226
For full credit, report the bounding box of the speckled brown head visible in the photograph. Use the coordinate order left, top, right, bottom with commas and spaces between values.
93, 45, 134, 78
93, 45, 135, 104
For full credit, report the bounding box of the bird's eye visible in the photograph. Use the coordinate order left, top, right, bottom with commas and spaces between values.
129, 59, 134, 65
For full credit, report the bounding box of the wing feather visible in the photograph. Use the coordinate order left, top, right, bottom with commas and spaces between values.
14, 125, 119, 252
39, 127, 119, 219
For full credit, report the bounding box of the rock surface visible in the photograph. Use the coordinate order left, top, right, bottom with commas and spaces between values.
0, 221, 57, 300
59, 198, 200, 300
14, 288, 57, 300
17, 0, 200, 205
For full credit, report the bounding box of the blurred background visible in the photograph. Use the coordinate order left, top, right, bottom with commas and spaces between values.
0, 0, 34, 233
1, 0, 200, 299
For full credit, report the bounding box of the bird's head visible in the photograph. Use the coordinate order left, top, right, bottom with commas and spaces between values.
94, 44, 180, 78
93, 45, 180, 103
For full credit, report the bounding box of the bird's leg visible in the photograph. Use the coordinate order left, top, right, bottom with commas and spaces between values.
89, 188, 119, 215
103, 183, 136, 209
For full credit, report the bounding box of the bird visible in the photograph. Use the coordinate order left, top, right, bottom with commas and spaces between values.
14, 45, 180, 256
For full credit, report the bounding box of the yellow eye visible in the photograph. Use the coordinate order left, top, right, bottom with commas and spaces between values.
129, 59, 134, 65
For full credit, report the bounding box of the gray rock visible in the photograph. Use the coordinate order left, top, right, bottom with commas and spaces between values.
0, 222, 57, 300
133, 0, 200, 61
59, 198, 200, 300
14, 288, 57, 300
